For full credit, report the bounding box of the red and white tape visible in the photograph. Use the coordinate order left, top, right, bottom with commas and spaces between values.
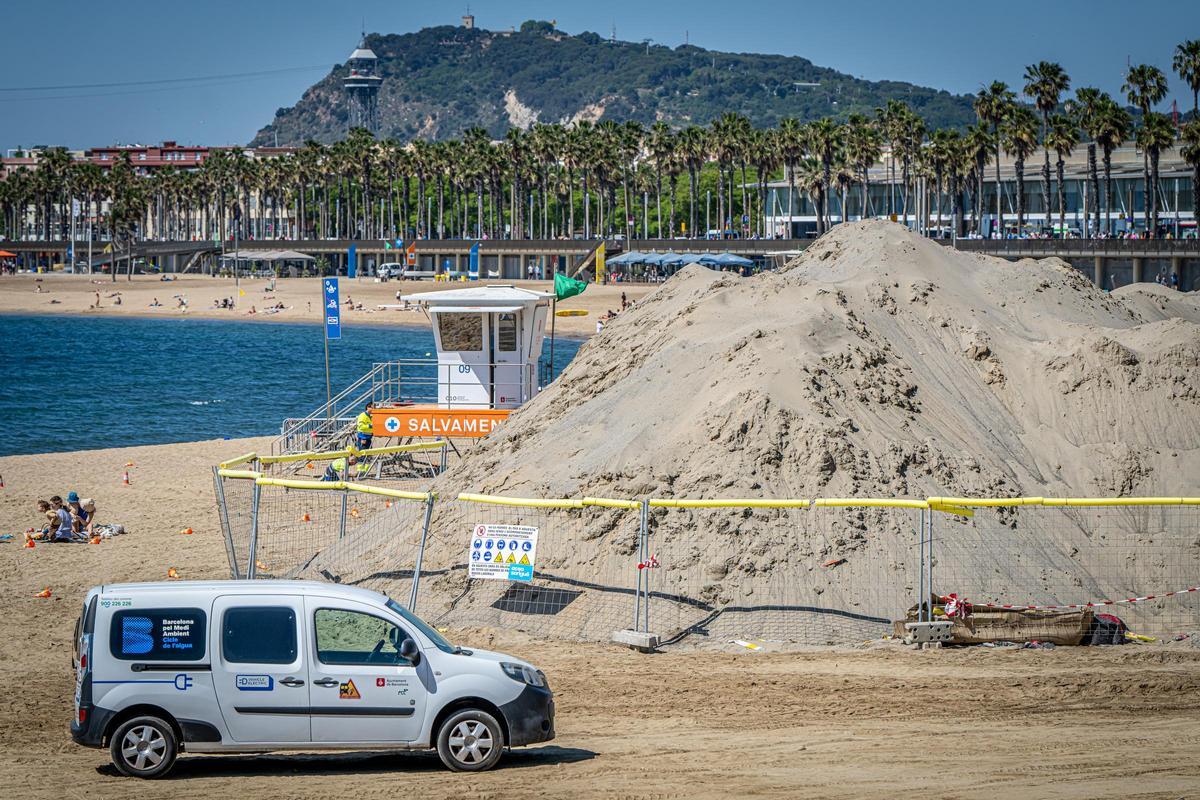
960, 586, 1200, 612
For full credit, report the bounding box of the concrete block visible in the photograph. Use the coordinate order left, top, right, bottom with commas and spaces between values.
903, 621, 953, 645
612, 629, 660, 651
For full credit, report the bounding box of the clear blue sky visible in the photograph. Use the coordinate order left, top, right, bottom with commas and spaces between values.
2, 0, 1196, 152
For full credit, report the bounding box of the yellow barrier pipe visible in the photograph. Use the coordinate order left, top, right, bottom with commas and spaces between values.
582, 497, 643, 510
219, 452, 259, 469
217, 469, 263, 480
648, 498, 812, 509
813, 498, 930, 510
259, 440, 448, 465
342, 482, 432, 502
928, 496, 1200, 508
456, 493, 585, 509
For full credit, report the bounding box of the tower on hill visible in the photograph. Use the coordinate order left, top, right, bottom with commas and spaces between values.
344, 36, 382, 132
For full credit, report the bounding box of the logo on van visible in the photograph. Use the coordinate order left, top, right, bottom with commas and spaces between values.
339, 679, 361, 699
235, 675, 274, 691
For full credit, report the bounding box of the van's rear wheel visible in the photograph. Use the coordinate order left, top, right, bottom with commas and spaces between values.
436, 709, 503, 772
110, 715, 178, 778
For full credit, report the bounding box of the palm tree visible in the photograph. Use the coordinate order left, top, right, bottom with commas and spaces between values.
1136, 112, 1176, 237
647, 122, 675, 238
808, 117, 842, 232
843, 114, 882, 222
1069, 88, 1106, 237
1091, 98, 1132, 235
748, 128, 780, 237
927, 128, 961, 235
1123, 64, 1169, 235
777, 117, 805, 236
677, 126, 707, 238
1180, 120, 1200, 228
1002, 107, 1039, 234
1023, 62, 1070, 236
1045, 114, 1079, 235
1173, 40, 1200, 117
974, 81, 1016, 234
710, 113, 745, 238
964, 123, 993, 235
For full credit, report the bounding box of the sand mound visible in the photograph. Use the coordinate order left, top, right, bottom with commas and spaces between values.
452, 221, 1200, 499
313, 222, 1200, 644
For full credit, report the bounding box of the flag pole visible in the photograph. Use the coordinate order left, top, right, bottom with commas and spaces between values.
549, 295, 556, 382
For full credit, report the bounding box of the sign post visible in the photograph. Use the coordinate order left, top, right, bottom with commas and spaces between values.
322, 277, 341, 409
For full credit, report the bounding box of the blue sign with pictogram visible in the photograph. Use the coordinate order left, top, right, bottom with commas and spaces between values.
323, 278, 341, 340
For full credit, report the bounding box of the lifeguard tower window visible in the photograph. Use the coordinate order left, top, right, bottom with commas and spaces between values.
438, 313, 483, 351
497, 313, 518, 352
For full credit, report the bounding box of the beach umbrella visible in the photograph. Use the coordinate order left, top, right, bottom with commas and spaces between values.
713, 252, 754, 267
640, 253, 669, 266
609, 251, 643, 265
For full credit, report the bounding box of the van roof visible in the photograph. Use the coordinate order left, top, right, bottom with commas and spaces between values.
91, 580, 390, 605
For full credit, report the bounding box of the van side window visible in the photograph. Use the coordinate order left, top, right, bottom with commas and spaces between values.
109, 608, 206, 661
314, 608, 411, 666
223, 607, 297, 664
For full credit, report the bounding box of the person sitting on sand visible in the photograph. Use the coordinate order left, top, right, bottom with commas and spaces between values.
66, 491, 97, 536
149, 297, 161, 307
247, 305, 257, 314
47, 495, 77, 542
29, 500, 56, 541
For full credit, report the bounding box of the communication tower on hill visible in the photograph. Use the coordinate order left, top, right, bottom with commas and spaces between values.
344, 35, 382, 132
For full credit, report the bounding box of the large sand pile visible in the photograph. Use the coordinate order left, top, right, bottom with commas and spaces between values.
315, 222, 1200, 643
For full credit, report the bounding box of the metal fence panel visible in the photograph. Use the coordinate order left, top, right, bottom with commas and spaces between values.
647, 505, 921, 645
932, 504, 1200, 639
412, 499, 643, 642
214, 470, 257, 579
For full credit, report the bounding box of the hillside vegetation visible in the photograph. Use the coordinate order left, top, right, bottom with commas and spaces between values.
252, 22, 977, 145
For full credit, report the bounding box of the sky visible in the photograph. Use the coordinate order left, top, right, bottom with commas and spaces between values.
2, 0, 1197, 153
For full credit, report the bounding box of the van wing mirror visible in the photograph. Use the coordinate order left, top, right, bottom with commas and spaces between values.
400, 638, 420, 665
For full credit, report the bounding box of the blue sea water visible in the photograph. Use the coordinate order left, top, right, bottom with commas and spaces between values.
0, 314, 582, 456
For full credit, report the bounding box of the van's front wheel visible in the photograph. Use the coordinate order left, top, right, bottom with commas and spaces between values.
109, 715, 178, 778
436, 709, 503, 772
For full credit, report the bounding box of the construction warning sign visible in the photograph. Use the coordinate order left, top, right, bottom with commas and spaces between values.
468, 524, 538, 582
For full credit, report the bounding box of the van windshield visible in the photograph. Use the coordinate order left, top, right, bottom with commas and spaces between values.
386, 599, 455, 654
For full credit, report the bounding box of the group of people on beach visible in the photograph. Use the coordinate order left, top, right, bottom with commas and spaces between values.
28, 492, 98, 543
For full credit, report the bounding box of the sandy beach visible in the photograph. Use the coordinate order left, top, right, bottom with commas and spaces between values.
1, 436, 1199, 799
0, 274, 648, 338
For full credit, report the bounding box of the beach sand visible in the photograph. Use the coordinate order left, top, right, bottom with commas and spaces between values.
0, 274, 647, 337
1, 437, 1199, 799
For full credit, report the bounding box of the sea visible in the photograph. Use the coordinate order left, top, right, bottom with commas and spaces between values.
0, 314, 582, 457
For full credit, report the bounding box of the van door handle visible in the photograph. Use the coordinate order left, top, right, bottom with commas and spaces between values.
312, 677, 339, 687
280, 677, 305, 687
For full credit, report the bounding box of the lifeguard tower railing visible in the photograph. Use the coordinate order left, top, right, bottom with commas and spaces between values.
273, 358, 545, 455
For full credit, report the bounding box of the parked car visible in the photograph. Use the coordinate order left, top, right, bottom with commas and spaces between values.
71, 580, 555, 777
377, 262, 405, 279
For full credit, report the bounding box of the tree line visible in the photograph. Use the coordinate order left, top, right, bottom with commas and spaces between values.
3, 42, 1200, 250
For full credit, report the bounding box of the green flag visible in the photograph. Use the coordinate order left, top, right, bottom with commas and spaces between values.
554, 273, 588, 301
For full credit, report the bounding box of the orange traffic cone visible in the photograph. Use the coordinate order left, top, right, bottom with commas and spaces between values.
301, 513, 311, 522
180, 527, 193, 535
89, 536, 101, 545
167, 567, 179, 579
350, 507, 360, 518
385, 500, 393, 508
24, 537, 35, 549
122, 470, 131, 486
34, 587, 52, 598
306, 461, 314, 470
125, 461, 135, 467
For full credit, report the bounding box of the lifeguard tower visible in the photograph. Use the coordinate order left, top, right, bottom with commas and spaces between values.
272, 285, 558, 454
368, 286, 553, 439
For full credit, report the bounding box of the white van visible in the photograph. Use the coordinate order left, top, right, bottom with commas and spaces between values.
71, 581, 554, 777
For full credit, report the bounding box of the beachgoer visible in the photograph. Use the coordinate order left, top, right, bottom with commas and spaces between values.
48, 495, 75, 542
356, 404, 375, 450
621, 292, 628, 311
66, 491, 96, 536
596, 319, 604, 334
150, 297, 161, 307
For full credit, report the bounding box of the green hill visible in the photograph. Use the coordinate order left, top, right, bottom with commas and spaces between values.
252, 22, 977, 145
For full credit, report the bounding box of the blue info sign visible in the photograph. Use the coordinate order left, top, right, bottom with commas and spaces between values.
323, 278, 341, 340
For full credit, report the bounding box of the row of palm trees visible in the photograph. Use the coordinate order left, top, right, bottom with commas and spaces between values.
3, 40, 1200, 246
